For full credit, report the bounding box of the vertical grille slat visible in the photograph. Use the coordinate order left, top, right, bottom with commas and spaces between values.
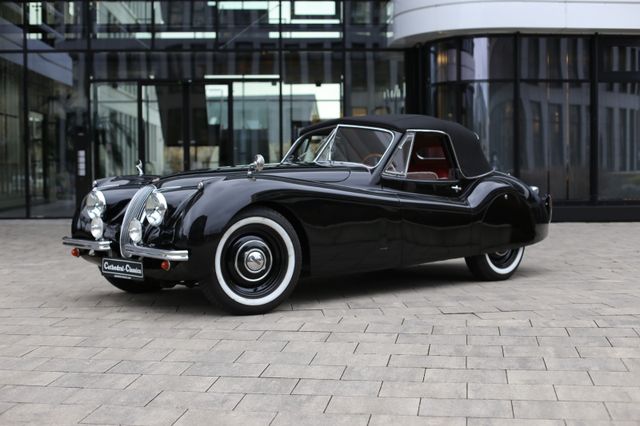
119, 185, 155, 258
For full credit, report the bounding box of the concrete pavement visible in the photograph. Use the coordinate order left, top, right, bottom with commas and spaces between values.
0, 220, 639, 425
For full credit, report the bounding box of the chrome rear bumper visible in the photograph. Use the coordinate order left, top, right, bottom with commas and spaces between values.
62, 237, 189, 261
62, 237, 111, 251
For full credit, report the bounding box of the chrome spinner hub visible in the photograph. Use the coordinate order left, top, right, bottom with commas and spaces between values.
233, 239, 272, 283
245, 249, 267, 273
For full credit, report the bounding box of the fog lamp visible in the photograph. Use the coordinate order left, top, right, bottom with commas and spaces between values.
90, 217, 104, 240
128, 218, 143, 243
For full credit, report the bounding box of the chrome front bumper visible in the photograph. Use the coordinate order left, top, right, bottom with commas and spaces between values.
62, 237, 111, 251
123, 243, 189, 261
62, 237, 189, 261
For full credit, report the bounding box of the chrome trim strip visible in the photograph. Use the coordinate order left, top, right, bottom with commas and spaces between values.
62, 237, 111, 251
124, 244, 189, 261
405, 129, 496, 180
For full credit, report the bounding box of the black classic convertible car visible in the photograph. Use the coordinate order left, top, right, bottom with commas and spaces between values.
63, 115, 551, 314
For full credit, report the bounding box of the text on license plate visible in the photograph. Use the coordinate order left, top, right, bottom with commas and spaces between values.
101, 258, 144, 281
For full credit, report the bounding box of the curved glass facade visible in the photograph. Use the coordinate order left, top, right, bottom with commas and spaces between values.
418, 34, 640, 217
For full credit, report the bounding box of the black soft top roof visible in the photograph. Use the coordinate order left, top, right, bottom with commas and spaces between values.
301, 114, 492, 178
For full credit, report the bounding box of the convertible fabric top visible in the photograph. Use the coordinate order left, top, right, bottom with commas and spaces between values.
301, 114, 492, 178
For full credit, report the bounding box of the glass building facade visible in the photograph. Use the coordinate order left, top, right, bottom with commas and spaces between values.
0, 2, 639, 220
410, 35, 640, 220
0, 1, 403, 217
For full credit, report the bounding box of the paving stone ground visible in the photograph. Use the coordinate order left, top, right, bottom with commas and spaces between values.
0, 220, 639, 425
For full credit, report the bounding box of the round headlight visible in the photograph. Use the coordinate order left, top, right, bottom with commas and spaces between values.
128, 218, 142, 243
85, 189, 106, 219
90, 217, 104, 240
144, 190, 167, 226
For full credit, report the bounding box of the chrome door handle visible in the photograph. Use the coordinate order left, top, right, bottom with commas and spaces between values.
451, 185, 462, 192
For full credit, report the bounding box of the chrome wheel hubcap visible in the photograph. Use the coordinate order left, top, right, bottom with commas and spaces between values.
245, 249, 266, 273
233, 239, 272, 283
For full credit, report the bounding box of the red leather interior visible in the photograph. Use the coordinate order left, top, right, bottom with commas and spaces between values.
406, 134, 453, 179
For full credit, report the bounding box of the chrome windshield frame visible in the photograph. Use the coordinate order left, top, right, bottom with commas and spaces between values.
280, 125, 337, 165
312, 124, 396, 170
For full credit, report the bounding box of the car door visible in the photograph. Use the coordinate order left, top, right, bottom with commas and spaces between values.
381, 130, 475, 266
283, 125, 403, 275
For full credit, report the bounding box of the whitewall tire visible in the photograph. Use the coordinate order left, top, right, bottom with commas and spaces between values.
465, 247, 525, 281
201, 207, 302, 314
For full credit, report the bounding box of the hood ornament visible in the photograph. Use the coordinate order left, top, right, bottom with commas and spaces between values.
247, 154, 265, 179
135, 160, 144, 176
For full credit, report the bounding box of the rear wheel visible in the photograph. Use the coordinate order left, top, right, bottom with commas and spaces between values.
200, 207, 302, 314
104, 276, 164, 293
465, 247, 525, 281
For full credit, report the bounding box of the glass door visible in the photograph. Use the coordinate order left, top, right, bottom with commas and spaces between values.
189, 83, 231, 169
140, 81, 233, 174
141, 82, 184, 175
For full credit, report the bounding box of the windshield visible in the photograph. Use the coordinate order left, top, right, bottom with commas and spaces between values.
315, 126, 394, 167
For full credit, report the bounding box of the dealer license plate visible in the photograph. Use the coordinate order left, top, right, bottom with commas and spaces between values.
101, 258, 144, 281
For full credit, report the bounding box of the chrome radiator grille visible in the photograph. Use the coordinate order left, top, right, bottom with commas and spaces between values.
119, 184, 155, 258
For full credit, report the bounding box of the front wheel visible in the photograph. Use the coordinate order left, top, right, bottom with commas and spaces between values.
200, 207, 302, 314
465, 247, 525, 281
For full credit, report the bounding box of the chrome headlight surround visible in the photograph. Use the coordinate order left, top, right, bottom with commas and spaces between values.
84, 189, 106, 219
144, 190, 167, 226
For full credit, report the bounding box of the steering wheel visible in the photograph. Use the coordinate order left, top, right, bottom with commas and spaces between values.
362, 152, 383, 167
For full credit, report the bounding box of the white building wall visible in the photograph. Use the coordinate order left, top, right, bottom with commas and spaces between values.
391, 0, 640, 46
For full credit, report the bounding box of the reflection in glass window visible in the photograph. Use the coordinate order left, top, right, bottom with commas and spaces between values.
519, 82, 590, 200
282, 51, 342, 153
26, 1, 85, 49
430, 85, 457, 122
92, 1, 152, 49
460, 37, 514, 81
0, 3, 23, 51
347, 51, 404, 116
0, 54, 25, 217
431, 40, 457, 83
92, 82, 139, 178
461, 82, 514, 173
346, 0, 392, 48
154, 1, 217, 50
598, 83, 640, 200
601, 40, 640, 73
27, 53, 86, 217
231, 81, 281, 164
280, 1, 342, 44
520, 37, 590, 80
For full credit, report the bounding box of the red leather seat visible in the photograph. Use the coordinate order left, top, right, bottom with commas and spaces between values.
406, 134, 453, 179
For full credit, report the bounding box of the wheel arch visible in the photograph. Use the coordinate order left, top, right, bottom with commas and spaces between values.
481, 189, 536, 244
